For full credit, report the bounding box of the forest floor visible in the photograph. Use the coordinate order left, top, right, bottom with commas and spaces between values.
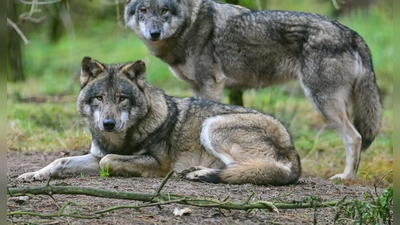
7, 150, 391, 225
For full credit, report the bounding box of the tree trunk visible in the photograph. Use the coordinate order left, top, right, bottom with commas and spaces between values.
229, 89, 244, 106
7, 0, 25, 82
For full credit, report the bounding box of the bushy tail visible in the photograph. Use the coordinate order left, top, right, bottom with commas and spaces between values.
218, 153, 301, 186
352, 36, 382, 150
353, 75, 382, 150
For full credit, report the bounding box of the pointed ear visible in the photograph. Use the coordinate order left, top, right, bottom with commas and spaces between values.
80, 56, 104, 88
121, 60, 147, 89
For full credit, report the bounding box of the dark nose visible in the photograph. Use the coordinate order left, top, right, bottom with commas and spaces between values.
150, 30, 161, 40
103, 118, 116, 131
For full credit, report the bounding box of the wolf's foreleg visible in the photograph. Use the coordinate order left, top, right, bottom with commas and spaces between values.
99, 154, 171, 177
17, 154, 100, 181
195, 67, 226, 102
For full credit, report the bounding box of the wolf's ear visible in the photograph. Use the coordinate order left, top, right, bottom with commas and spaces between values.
121, 60, 146, 89
80, 56, 104, 88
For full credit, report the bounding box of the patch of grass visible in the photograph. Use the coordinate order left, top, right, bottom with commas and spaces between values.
100, 165, 110, 179
334, 187, 393, 224
7, 98, 91, 152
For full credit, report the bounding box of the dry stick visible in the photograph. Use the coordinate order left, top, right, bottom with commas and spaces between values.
154, 170, 175, 195
8, 201, 101, 219
7, 18, 29, 44
374, 170, 393, 197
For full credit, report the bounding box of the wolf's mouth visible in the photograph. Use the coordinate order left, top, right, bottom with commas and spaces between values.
149, 37, 160, 41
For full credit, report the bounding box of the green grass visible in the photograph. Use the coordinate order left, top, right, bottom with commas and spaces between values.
334, 186, 393, 224
7, 2, 392, 186
100, 165, 110, 179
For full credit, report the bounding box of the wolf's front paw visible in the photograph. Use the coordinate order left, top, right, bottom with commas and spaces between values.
17, 171, 50, 182
99, 154, 116, 170
329, 173, 355, 180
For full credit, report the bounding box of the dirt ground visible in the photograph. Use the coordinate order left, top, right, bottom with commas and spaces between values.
7, 150, 389, 225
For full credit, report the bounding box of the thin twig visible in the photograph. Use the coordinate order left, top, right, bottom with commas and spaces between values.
8, 210, 101, 219
154, 170, 175, 195
374, 170, 393, 197
18, 14, 46, 23
268, 188, 297, 202
45, 174, 52, 187
332, 0, 341, 10
7, 18, 29, 44
19, 0, 62, 5
244, 191, 255, 204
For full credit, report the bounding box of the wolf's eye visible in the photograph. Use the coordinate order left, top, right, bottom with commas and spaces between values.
96, 96, 103, 101
161, 8, 168, 14
139, 7, 146, 13
119, 96, 126, 102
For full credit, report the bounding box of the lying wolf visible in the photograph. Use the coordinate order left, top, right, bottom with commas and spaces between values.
124, 0, 382, 180
17, 57, 301, 186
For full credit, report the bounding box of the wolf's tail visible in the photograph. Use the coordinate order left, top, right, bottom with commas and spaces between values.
218, 153, 301, 186
352, 35, 382, 150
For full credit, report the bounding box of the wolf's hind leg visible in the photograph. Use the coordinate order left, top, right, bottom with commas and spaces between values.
308, 93, 362, 180
197, 114, 301, 185
327, 107, 362, 180
180, 166, 222, 183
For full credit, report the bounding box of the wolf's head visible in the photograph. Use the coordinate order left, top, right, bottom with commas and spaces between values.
77, 57, 149, 134
124, 0, 185, 41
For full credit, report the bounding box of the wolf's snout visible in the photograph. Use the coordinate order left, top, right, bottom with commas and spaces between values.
103, 118, 116, 131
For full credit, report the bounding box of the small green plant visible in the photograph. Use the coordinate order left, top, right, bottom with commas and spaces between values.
100, 165, 110, 179
79, 173, 85, 179
334, 186, 393, 224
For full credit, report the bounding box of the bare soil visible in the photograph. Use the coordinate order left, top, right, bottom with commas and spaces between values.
7, 150, 385, 225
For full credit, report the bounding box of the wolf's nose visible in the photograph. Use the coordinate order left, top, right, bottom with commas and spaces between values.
103, 119, 116, 131
150, 31, 161, 39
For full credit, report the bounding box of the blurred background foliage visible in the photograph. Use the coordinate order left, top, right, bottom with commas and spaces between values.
7, 0, 392, 185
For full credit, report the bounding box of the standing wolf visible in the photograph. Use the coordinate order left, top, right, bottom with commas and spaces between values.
18, 57, 301, 186
124, 0, 382, 180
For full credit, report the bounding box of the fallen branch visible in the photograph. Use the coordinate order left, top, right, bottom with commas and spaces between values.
8, 182, 355, 217
8, 173, 355, 218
